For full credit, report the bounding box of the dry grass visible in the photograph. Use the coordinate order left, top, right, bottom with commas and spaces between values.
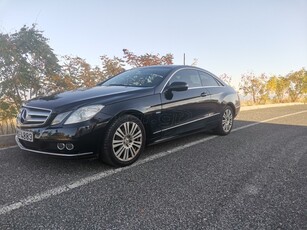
0, 119, 16, 135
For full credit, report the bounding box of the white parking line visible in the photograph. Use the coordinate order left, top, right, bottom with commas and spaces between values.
0, 146, 17, 151
232, 110, 307, 132
0, 110, 306, 215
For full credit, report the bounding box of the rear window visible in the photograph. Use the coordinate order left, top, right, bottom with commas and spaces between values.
198, 72, 220, 87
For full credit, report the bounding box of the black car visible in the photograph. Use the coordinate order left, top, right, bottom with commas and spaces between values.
16, 65, 240, 166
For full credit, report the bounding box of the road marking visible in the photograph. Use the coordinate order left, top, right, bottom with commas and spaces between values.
0, 110, 306, 215
0, 146, 17, 151
232, 110, 307, 132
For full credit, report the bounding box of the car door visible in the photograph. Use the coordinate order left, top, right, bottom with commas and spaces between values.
159, 69, 213, 138
198, 71, 225, 124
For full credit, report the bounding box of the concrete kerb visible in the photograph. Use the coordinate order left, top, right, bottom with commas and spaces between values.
0, 134, 16, 148
240, 102, 304, 111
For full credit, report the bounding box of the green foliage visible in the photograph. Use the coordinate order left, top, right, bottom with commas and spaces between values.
0, 98, 17, 134
240, 69, 306, 104
266, 76, 290, 103
0, 24, 60, 108
0, 100, 17, 120
287, 68, 307, 102
240, 73, 268, 104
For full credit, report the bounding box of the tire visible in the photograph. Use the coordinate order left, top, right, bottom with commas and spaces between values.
213, 105, 234, 136
99, 115, 146, 167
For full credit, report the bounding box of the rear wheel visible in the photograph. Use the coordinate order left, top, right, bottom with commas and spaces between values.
213, 106, 234, 135
100, 115, 145, 167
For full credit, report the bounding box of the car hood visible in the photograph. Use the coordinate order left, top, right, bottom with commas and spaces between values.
25, 86, 154, 112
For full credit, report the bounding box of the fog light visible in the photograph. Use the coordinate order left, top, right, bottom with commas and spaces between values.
66, 143, 74, 151
57, 143, 65, 150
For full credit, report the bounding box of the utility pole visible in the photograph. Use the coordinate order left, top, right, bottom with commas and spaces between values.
183, 53, 186, 65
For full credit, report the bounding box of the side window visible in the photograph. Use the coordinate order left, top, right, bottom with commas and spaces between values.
199, 72, 220, 87
168, 69, 202, 88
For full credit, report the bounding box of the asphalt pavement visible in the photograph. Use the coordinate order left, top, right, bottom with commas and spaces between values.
0, 105, 306, 229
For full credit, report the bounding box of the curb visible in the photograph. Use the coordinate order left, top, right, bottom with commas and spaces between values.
240, 102, 304, 111
0, 134, 16, 148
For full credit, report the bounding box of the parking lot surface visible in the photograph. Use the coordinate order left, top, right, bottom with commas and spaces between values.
0, 105, 306, 229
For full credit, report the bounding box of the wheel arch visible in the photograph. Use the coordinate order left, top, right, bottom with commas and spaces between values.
107, 110, 151, 142
226, 102, 236, 116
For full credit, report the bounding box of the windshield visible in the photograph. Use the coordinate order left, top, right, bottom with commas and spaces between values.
101, 67, 172, 87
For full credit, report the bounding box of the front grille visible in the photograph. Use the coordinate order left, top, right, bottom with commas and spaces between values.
18, 106, 52, 127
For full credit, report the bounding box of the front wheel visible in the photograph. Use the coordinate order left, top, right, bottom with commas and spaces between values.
100, 115, 146, 167
213, 106, 234, 135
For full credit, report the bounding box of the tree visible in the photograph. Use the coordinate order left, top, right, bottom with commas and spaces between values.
287, 68, 307, 102
61, 55, 97, 89
0, 24, 60, 108
91, 66, 104, 84
46, 73, 76, 93
266, 76, 290, 103
100, 55, 125, 80
240, 73, 268, 104
219, 73, 232, 85
0, 98, 17, 134
122, 49, 173, 67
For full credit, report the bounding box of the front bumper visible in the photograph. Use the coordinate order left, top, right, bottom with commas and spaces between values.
16, 136, 94, 157
16, 120, 109, 157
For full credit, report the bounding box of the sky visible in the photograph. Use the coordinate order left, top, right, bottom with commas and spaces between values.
0, 0, 306, 87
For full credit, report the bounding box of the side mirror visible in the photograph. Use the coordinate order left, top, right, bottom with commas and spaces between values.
167, 81, 188, 92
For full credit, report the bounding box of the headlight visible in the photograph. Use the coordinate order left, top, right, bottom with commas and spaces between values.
64, 105, 104, 125
51, 112, 71, 125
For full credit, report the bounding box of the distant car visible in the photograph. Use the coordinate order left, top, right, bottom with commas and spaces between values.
16, 65, 240, 166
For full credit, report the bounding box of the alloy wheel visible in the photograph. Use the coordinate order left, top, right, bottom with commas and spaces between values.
222, 108, 233, 133
112, 121, 143, 162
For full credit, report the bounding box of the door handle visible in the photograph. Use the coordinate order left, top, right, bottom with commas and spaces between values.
201, 92, 210, 97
